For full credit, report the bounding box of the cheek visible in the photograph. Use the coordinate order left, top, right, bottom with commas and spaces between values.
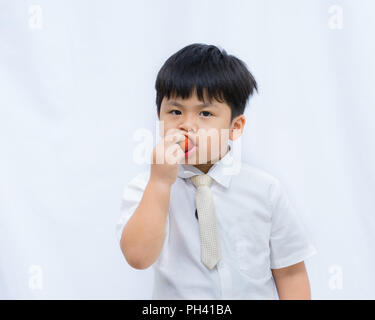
210, 133, 222, 149
159, 122, 172, 137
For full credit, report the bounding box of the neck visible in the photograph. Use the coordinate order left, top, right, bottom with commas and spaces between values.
193, 145, 231, 174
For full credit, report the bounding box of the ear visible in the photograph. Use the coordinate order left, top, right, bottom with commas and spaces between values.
229, 115, 246, 141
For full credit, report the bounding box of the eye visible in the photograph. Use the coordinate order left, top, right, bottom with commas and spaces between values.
169, 109, 181, 115
200, 111, 213, 117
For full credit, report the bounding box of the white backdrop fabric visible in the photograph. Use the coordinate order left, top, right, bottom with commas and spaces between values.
0, 0, 374, 299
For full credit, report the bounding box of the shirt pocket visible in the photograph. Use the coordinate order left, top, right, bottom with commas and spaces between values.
232, 231, 272, 280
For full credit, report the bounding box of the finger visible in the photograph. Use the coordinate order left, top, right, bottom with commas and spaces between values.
165, 132, 186, 144
165, 143, 184, 165
175, 136, 186, 145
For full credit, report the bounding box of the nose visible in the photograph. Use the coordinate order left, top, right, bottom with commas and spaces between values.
178, 112, 197, 132
178, 122, 197, 134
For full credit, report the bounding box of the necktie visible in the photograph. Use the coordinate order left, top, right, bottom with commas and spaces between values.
191, 174, 221, 269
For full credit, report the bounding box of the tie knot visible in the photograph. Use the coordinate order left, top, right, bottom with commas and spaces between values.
191, 174, 213, 188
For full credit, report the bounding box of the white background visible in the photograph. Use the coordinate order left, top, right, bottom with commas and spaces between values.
0, 0, 374, 299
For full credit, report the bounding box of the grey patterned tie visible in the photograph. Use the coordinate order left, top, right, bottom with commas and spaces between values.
191, 174, 221, 269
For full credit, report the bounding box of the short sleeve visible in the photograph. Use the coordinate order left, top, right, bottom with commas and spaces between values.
115, 170, 150, 245
269, 178, 317, 269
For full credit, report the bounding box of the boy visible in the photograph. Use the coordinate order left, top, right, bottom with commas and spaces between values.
116, 43, 317, 299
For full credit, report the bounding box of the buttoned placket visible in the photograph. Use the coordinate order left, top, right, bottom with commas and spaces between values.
216, 260, 233, 299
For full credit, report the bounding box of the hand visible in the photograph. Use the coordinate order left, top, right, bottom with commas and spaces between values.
150, 129, 195, 186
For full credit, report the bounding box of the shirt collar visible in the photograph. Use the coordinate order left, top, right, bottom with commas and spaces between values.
177, 144, 239, 189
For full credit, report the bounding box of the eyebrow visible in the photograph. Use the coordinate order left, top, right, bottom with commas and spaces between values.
165, 100, 218, 108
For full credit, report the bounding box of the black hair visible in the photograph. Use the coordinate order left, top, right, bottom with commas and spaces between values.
155, 43, 258, 123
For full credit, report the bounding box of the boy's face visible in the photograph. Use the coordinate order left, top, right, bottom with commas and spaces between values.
158, 89, 245, 167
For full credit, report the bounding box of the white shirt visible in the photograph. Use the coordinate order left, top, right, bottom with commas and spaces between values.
116, 145, 318, 299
